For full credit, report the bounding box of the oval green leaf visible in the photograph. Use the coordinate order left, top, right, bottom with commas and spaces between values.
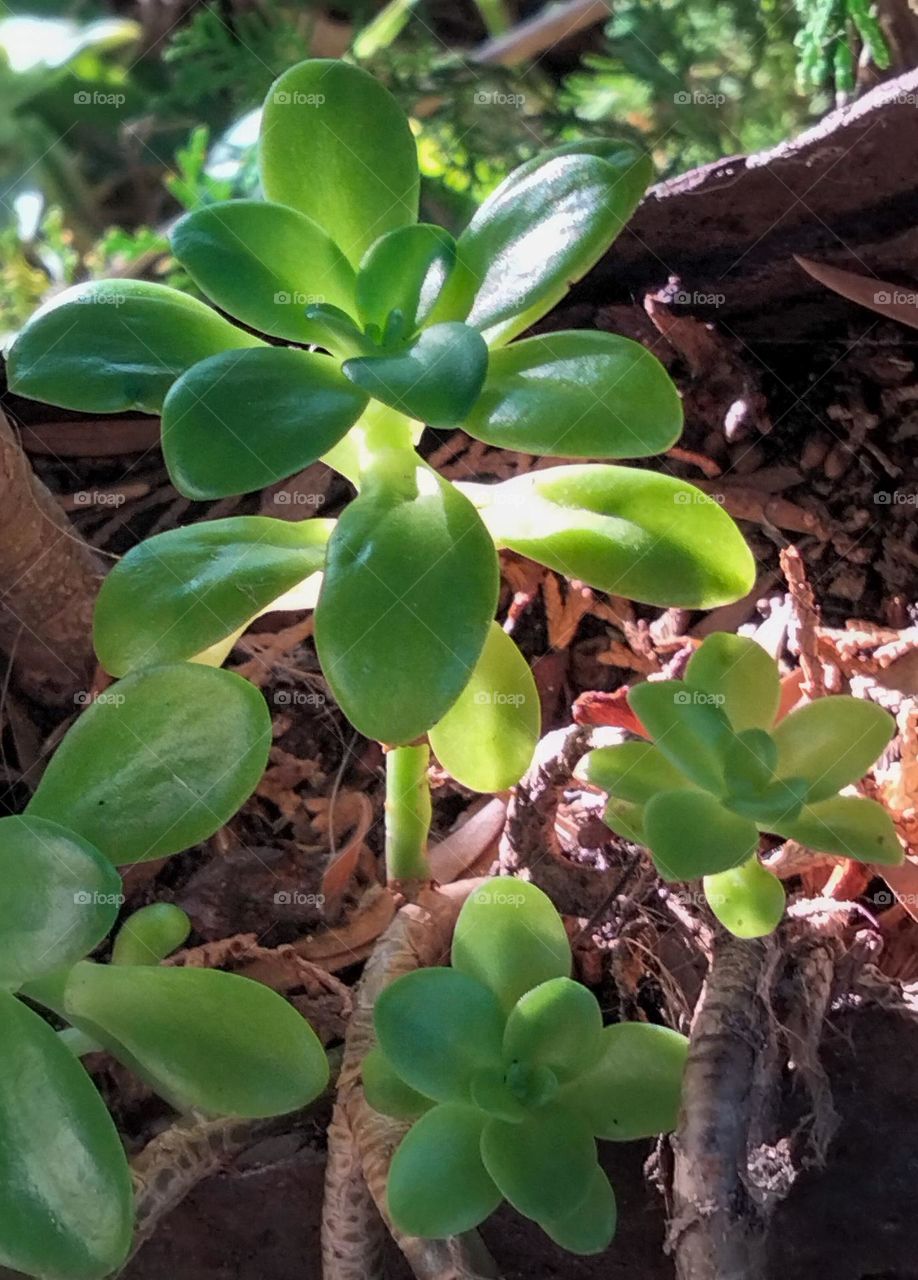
541, 1165, 617, 1255
481, 1105, 596, 1221
0, 816, 121, 989
627, 680, 733, 792
362, 1046, 432, 1120
502, 977, 603, 1082
685, 633, 781, 732
111, 903, 191, 966
560, 1021, 688, 1140
162, 347, 368, 500
643, 789, 759, 882
452, 878, 570, 1014
315, 466, 498, 744
7, 279, 262, 414
0, 992, 132, 1280
28, 663, 271, 863
581, 740, 694, 804
770, 794, 902, 865
704, 857, 786, 938
259, 59, 419, 267
429, 622, 539, 792
387, 1103, 501, 1237
94, 516, 334, 676
171, 199, 357, 342
356, 223, 456, 335
474, 465, 755, 608
374, 967, 504, 1103
343, 322, 488, 428
771, 696, 895, 802
463, 331, 682, 459
63, 962, 329, 1117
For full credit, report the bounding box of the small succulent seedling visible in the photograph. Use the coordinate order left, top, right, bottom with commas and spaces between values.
579, 633, 901, 937
7, 57, 754, 880
0, 664, 328, 1280
364, 878, 687, 1253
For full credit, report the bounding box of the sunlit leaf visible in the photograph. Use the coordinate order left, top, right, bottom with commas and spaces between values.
627, 680, 733, 792
643, 789, 758, 881
355, 223, 456, 335
771, 794, 902, 865
704, 858, 786, 938
581, 740, 693, 804
602, 797, 645, 843
685, 633, 780, 732
502, 977, 603, 1082
560, 1022, 687, 1140
111, 903, 191, 966
771, 696, 894, 802
387, 1103, 500, 1236
343, 323, 488, 427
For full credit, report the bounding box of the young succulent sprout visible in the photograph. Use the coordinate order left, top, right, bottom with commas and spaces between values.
8, 58, 755, 877
0, 668, 328, 1280
578, 633, 901, 937
365, 878, 687, 1253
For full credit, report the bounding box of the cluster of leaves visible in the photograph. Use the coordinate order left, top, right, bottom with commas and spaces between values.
365, 878, 688, 1252
9, 58, 754, 795
580, 633, 901, 937
793, 0, 890, 96
0, 663, 328, 1280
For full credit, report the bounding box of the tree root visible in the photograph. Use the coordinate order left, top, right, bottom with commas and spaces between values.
322, 880, 501, 1280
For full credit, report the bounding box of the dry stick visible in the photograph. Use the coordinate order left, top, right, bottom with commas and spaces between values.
669, 933, 779, 1280
322, 881, 501, 1280
0, 408, 101, 705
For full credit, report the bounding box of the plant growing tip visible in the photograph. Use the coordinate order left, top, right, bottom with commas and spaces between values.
580, 632, 901, 937
367, 878, 687, 1251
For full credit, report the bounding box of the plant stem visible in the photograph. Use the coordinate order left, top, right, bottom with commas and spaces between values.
384, 744, 432, 882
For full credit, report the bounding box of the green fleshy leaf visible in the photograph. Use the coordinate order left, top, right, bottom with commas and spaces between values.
356, 223, 456, 335
726, 776, 808, 826
722, 728, 780, 795
315, 466, 498, 744
373, 968, 504, 1103
94, 516, 333, 676
6, 279, 262, 414
602, 797, 645, 843
362, 1047, 432, 1119
0, 992, 132, 1280
643, 790, 758, 882
170, 199, 357, 343
704, 858, 786, 938
627, 680, 733, 792
387, 1103, 501, 1237
463, 331, 682, 459
343, 323, 488, 427
771, 795, 902, 865
541, 1165, 617, 1255
429, 622, 539, 792
457, 143, 651, 344
28, 664, 271, 864
481, 1105, 596, 1221
111, 904, 191, 966
685, 633, 780, 732
560, 1022, 688, 1141
162, 347, 368, 500
452, 878, 570, 1015
502, 977, 603, 1082
259, 59, 419, 267
771, 696, 895, 802
581, 741, 693, 805
0, 816, 121, 989
472, 465, 755, 609
63, 962, 329, 1117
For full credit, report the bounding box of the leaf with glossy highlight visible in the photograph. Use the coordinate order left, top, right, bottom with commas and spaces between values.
343, 323, 488, 427
356, 223, 456, 335
704, 858, 786, 938
771, 696, 894, 802
771, 795, 901, 865
685, 633, 781, 732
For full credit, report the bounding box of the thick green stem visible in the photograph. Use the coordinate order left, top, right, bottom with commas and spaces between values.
384, 744, 432, 882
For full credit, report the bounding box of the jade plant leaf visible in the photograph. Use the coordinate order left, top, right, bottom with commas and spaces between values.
643, 789, 758, 881
462, 331, 682, 459
581, 740, 694, 805
561, 1022, 688, 1141
771, 696, 894, 803
63, 962, 329, 1117
771, 794, 901, 865
0, 816, 122, 988
162, 347, 368, 499
502, 977, 603, 1081
343, 323, 488, 427
355, 223, 456, 336
0, 992, 132, 1280
387, 1103, 501, 1237
170, 199, 357, 343
374, 967, 505, 1103
6, 280, 262, 414
481, 1106, 596, 1221
704, 858, 786, 938
259, 58, 419, 267
451, 878, 570, 1014
428, 622, 539, 792
456, 145, 651, 344
94, 516, 334, 675
602, 797, 646, 843
111, 903, 191, 966
361, 1047, 432, 1120
541, 1166, 617, 1255
627, 680, 733, 792
473, 465, 755, 608
315, 467, 498, 744
28, 663, 271, 863
684, 632, 781, 732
